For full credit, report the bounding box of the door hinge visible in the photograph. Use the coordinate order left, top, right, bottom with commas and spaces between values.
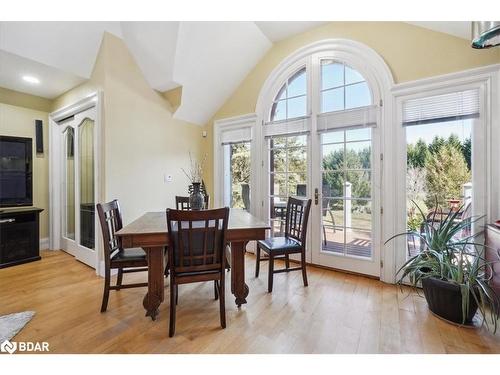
380, 153, 383, 161
380, 207, 383, 214
380, 260, 384, 268
261, 200, 264, 207
261, 160, 264, 167
379, 99, 383, 107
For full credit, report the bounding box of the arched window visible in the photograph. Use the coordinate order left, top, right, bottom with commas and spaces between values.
270, 67, 307, 121
263, 51, 380, 274
320, 60, 371, 113
254, 40, 396, 280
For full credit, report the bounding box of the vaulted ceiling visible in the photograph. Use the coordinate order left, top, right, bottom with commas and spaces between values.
0, 21, 471, 125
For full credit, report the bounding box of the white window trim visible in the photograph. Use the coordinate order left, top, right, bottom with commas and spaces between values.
391, 64, 500, 280
213, 113, 259, 215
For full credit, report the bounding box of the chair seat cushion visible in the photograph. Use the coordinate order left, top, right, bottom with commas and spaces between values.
112, 247, 147, 262
258, 237, 301, 253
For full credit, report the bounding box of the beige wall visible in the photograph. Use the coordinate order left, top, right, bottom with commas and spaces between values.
53, 32, 204, 227
202, 21, 500, 195
0, 102, 50, 240
0, 87, 52, 113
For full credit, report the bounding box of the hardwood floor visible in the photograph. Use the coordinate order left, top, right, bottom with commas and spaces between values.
1, 250, 500, 353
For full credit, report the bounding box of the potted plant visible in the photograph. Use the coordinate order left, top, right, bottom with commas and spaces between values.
386, 202, 499, 331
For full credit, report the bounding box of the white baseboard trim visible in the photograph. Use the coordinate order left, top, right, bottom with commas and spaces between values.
40, 237, 49, 250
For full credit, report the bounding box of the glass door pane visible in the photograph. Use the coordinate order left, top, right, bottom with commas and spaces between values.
224, 142, 251, 210
269, 135, 307, 236
406, 120, 472, 258
63, 127, 75, 240
78, 118, 95, 250
321, 128, 373, 258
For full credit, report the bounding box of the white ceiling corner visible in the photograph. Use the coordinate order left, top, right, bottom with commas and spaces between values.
255, 21, 328, 42
120, 21, 180, 92
0, 21, 122, 79
172, 22, 272, 125
0, 50, 86, 99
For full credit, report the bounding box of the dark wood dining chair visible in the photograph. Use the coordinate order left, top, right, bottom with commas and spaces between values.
255, 197, 312, 293
166, 207, 229, 337
175, 195, 210, 210
97, 200, 148, 312
169, 195, 218, 276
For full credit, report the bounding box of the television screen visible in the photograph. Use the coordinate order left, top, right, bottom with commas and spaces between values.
0, 136, 33, 207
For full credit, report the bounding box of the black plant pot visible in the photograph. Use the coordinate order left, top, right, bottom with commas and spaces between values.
421, 277, 478, 325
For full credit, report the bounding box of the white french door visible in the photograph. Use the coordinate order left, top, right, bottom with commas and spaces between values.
59, 106, 97, 268
310, 126, 381, 276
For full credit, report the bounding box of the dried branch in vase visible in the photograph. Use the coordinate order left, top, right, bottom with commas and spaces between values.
181, 152, 207, 183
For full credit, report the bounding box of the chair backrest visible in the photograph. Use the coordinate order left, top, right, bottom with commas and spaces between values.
175, 195, 210, 210
96, 200, 123, 262
296, 184, 307, 197
285, 197, 312, 245
241, 183, 250, 211
175, 196, 191, 210
166, 207, 229, 275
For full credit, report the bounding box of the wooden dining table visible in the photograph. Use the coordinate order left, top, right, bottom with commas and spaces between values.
115, 209, 270, 320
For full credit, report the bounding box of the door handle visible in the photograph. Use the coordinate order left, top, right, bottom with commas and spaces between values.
314, 188, 319, 205
0, 218, 15, 224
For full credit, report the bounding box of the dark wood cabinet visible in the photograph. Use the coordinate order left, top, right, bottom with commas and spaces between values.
485, 224, 500, 298
0, 207, 43, 268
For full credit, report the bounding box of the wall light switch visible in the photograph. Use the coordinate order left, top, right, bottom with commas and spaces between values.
164, 174, 173, 183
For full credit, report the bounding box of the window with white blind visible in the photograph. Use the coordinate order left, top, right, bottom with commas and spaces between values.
214, 118, 255, 211
220, 127, 252, 210
403, 89, 480, 259
403, 89, 480, 126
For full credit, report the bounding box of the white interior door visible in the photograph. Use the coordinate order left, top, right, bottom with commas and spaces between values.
59, 106, 97, 268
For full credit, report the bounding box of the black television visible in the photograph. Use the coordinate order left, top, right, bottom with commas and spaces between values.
0, 136, 33, 207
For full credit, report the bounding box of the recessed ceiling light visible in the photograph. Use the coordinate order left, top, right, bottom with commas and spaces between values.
22, 75, 40, 84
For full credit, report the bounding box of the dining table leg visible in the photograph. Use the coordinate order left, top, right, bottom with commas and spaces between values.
142, 246, 165, 320
230, 241, 249, 307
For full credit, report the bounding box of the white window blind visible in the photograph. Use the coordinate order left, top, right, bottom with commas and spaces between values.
221, 127, 252, 145
316, 105, 378, 133
403, 89, 480, 127
263, 116, 310, 138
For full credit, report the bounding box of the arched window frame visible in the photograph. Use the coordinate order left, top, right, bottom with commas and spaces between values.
255, 39, 394, 282
318, 59, 373, 113
269, 66, 308, 122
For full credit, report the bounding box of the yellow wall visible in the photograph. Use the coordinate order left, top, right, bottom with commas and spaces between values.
0, 102, 50, 241
53, 32, 204, 227
0, 87, 52, 113
201, 21, 500, 195
161, 86, 183, 112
